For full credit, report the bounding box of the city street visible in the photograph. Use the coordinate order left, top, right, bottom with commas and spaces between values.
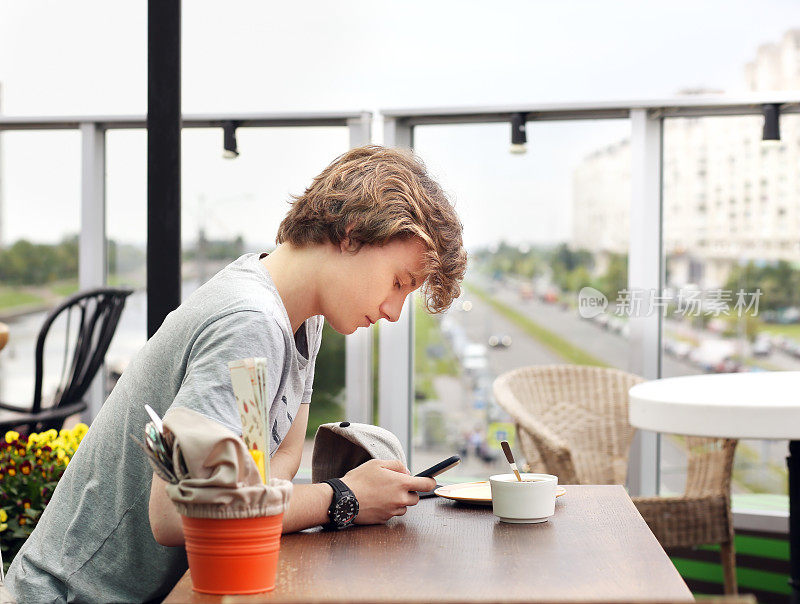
425, 277, 790, 494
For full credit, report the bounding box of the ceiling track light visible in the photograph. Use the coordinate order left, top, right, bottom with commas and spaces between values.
222, 120, 241, 158
761, 104, 781, 146
510, 112, 528, 155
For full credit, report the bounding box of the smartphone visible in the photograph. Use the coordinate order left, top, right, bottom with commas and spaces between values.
415, 455, 461, 479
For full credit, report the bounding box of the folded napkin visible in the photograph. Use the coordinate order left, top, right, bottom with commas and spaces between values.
311, 421, 407, 483
162, 407, 292, 519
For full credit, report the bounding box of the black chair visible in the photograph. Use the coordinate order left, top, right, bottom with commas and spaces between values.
0, 287, 133, 434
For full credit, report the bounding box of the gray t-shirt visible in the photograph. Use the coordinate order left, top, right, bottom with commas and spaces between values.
6, 253, 323, 603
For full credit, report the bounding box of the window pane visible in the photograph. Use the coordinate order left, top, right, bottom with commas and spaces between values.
411, 120, 631, 482
105, 129, 147, 384
660, 114, 796, 503
0, 131, 81, 408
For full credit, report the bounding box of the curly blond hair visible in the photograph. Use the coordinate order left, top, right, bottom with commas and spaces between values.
277, 145, 467, 313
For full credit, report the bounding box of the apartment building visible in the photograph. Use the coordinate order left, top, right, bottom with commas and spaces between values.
572, 29, 800, 288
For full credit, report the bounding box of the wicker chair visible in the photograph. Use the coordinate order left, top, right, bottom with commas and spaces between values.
493, 364, 739, 595
493, 365, 645, 484
633, 437, 738, 595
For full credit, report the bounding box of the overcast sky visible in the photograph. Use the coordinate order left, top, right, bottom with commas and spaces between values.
1, 0, 798, 250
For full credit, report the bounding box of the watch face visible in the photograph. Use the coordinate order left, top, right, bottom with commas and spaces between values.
333, 494, 358, 526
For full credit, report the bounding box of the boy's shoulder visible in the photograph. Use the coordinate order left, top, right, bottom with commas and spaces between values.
185, 253, 281, 317
190, 253, 324, 344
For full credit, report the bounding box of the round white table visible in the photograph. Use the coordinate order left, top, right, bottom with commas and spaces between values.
629, 371, 800, 602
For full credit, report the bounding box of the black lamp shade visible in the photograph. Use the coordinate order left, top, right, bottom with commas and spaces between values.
762, 104, 781, 142
511, 113, 527, 146
223, 120, 239, 157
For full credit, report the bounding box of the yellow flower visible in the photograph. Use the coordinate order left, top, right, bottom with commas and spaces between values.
0, 509, 7, 522
44, 429, 57, 442
5, 431, 19, 444
0, 523, 6, 532
64, 456, 71, 466
248, 449, 266, 484
56, 449, 65, 460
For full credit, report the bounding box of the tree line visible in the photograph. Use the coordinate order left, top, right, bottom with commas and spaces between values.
476, 243, 800, 313
0, 237, 79, 285
0, 235, 247, 287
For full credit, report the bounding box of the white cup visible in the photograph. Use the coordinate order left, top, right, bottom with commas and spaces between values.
489, 473, 558, 524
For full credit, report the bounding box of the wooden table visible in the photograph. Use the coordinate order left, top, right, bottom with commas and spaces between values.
164, 485, 692, 603
629, 371, 800, 603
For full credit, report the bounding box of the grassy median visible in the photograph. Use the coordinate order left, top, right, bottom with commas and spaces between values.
464, 282, 608, 368
0, 288, 44, 311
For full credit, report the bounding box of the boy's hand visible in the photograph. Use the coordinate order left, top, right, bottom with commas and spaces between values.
341, 459, 436, 525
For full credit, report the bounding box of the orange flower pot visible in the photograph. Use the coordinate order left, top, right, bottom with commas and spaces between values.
181, 513, 283, 595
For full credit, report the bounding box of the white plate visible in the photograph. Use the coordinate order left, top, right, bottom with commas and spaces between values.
434, 481, 565, 505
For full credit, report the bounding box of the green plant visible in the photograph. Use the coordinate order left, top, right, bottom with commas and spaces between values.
1, 424, 88, 573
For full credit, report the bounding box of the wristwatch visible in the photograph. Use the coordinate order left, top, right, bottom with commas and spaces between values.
323, 478, 359, 530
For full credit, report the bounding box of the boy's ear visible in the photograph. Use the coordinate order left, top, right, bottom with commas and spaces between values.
339, 224, 358, 253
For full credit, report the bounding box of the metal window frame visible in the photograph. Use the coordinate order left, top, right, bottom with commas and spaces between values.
79, 122, 107, 421
378, 94, 798, 510
378, 117, 415, 465
345, 112, 375, 423
626, 108, 664, 497
4, 96, 799, 525
0, 110, 372, 421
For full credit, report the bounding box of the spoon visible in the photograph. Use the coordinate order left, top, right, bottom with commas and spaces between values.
500, 440, 522, 482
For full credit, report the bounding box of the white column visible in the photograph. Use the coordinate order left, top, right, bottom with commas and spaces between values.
626, 108, 663, 496
79, 122, 107, 422
344, 113, 374, 423
378, 117, 415, 464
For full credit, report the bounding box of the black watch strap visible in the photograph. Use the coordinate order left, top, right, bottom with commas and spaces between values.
323, 478, 358, 529
324, 478, 350, 498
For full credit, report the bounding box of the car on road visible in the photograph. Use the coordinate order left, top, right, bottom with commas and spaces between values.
461, 343, 489, 375
751, 335, 772, 357
519, 285, 534, 301
664, 339, 693, 359
488, 334, 512, 348
786, 341, 800, 359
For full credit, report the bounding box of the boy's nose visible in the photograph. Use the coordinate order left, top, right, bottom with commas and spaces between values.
380, 298, 404, 322
380, 309, 400, 323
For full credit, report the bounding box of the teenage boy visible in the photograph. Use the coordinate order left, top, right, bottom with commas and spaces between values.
6, 145, 467, 603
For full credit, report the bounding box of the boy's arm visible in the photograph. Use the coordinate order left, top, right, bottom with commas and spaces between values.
270, 403, 309, 481
148, 471, 335, 545
148, 459, 436, 544
149, 472, 185, 546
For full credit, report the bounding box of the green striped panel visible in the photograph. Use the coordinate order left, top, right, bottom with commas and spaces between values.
671, 557, 791, 595
697, 534, 789, 561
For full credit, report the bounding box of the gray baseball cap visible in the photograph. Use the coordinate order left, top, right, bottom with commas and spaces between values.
311, 421, 407, 483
